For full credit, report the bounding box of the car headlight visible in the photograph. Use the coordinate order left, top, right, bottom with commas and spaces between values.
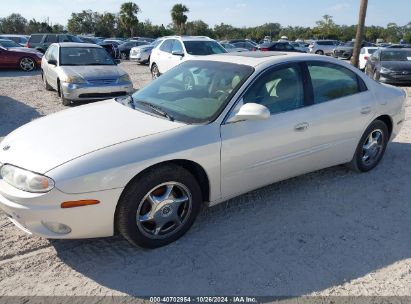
64, 75, 87, 84
118, 74, 131, 83
0, 164, 55, 193
380, 67, 392, 74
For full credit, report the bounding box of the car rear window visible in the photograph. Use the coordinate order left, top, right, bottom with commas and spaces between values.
45, 35, 58, 43
29, 34, 43, 43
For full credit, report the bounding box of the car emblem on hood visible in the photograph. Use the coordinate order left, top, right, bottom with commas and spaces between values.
2, 145, 10, 151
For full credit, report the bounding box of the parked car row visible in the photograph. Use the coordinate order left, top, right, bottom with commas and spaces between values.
0, 38, 43, 71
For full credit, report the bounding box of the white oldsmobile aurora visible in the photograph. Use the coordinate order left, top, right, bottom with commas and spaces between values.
0, 52, 406, 248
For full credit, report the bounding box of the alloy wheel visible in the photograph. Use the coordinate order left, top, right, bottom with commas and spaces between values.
136, 182, 192, 239
20, 58, 35, 71
362, 129, 384, 166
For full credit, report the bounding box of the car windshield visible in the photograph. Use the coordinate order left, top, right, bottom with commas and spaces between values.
60, 47, 115, 66
222, 43, 235, 49
381, 50, 411, 61
127, 60, 253, 123
0, 40, 21, 48
183, 41, 227, 55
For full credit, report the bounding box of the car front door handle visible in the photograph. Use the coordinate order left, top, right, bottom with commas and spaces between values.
294, 122, 309, 131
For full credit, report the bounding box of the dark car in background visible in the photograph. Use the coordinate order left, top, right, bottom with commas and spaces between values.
118, 40, 149, 59
253, 41, 304, 52
0, 39, 42, 71
79, 36, 104, 44
386, 44, 411, 49
97, 41, 120, 59
333, 41, 375, 59
227, 39, 257, 51
27, 33, 83, 53
365, 48, 411, 84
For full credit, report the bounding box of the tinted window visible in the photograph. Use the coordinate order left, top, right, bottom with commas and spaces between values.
160, 39, 173, 53
243, 64, 304, 114
0, 40, 21, 48
308, 62, 361, 103
380, 50, 411, 61
29, 34, 43, 43
45, 35, 57, 43
183, 41, 227, 55
69, 35, 83, 42
58, 35, 69, 42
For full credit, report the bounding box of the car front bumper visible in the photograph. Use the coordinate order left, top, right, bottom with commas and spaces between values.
0, 179, 123, 239
379, 73, 411, 85
130, 51, 150, 63
61, 81, 134, 101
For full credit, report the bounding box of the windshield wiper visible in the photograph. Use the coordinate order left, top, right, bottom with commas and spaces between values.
138, 101, 174, 121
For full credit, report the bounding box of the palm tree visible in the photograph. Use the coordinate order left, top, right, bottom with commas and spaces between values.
171, 4, 189, 34
119, 2, 140, 37
351, 0, 368, 68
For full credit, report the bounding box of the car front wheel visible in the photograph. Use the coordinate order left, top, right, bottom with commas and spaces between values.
347, 120, 389, 172
116, 164, 202, 248
151, 63, 160, 79
19, 57, 35, 71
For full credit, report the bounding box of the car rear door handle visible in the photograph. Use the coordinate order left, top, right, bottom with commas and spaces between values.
294, 122, 309, 131
360, 106, 372, 114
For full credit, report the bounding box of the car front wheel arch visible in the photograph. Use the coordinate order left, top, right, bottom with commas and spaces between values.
114, 159, 211, 234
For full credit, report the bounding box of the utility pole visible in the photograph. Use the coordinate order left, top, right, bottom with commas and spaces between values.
351, 0, 368, 68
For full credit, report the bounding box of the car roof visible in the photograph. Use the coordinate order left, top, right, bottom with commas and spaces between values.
56, 42, 102, 48
163, 36, 214, 41
192, 52, 355, 69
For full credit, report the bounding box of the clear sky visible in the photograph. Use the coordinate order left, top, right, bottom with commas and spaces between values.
2, 0, 411, 28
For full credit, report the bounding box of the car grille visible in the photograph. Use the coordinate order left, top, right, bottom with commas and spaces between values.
78, 92, 127, 98
87, 79, 117, 85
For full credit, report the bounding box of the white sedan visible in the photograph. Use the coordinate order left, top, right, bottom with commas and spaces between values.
0, 53, 406, 248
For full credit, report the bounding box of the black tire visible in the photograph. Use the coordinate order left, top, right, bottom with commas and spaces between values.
315, 50, 324, 55
151, 63, 160, 79
346, 120, 389, 172
42, 71, 53, 91
116, 164, 202, 248
59, 82, 71, 106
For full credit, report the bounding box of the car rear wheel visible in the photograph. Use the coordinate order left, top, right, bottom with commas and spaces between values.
315, 50, 324, 55
42, 71, 53, 91
19, 57, 35, 71
116, 164, 202, 248
151, 63, 160, 79
346, 120, 389, 172
59, 82, 71, 106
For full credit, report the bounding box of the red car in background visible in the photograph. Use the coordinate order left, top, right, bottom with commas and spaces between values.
0, 39, 43, 71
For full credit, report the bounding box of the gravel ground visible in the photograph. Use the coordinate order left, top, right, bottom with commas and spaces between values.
1, 61, 411, 297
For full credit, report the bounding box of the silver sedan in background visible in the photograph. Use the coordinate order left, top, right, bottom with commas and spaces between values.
41, 42, 134, 106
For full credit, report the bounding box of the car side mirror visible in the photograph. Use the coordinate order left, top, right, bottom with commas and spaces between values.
47, 59, 57, 66
172, 50, 184, 57
114, 59, 121, 64
227, 103, 270, 123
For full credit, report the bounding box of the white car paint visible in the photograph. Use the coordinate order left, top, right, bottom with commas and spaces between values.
360, 47, 379, 70
0, 52, 406, 240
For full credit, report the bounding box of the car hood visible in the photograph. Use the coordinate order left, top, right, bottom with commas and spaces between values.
59, 65, 126, 80
381, 61, 411, 71
0, 100, 186, 173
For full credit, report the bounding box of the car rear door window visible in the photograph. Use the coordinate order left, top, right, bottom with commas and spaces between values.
307, 62, 363, 104
243, 64, 305, 114
160, 39, 173, 53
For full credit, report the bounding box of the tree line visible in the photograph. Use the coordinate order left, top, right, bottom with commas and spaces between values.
0, 2, 410, 43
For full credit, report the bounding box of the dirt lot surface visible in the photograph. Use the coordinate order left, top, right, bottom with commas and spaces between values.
1, 61, 411, 297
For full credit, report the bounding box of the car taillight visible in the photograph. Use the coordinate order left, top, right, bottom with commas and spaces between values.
252, 47, 257, 51
26, 41, 30, 48
364, 56, 369, 61
260, 48, 269, 51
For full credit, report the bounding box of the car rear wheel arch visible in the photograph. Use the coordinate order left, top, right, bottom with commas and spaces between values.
375, 115, 393, 138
